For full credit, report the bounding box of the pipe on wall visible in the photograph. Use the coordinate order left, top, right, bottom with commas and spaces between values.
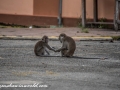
58, 0, 62, 26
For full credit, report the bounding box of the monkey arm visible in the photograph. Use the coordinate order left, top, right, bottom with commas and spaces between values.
55, 47, 66, 52
45, 43, 55, 52
45, 48, 50, 55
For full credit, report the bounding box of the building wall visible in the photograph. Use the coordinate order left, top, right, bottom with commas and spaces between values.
62, 0, 114, 19
62, 0, 81, 18
0, 0, 114, 19
0, 0, 115, 26
33, 0, 59, 17
98, 0, 115, 19
0, 0, 33, 15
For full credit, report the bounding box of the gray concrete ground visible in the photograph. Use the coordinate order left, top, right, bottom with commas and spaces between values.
0, 40, 120, 90
0, 28, 120, 40
0, 27, 120, 90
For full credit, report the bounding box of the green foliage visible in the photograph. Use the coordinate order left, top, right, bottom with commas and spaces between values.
0, 23, 27, 28
98, 18, 108, 29
78, 22, 89, 33
81, 28, 89, 33
112, 36, 120, 40
0, 23, 51, 28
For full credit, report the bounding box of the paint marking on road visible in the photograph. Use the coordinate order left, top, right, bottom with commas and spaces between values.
12, 71, 34, 76
46, 70, 58, 75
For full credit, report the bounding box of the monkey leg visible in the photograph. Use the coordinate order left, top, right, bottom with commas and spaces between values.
61, 50, 67, 57
66, 53, 74, 57
63, 51, 73, 57
37, 48, 45, 56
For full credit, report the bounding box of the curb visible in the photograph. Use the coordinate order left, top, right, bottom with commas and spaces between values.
72, 36, 113, 41
0, 35, 113, 41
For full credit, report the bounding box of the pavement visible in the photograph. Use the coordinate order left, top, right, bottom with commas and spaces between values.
0, 40, 120, 90
0, 27, 120, 40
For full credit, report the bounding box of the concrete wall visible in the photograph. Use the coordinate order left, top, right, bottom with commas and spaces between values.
62, 0, 81, 18
33, 0, 59, 17
0, 0, 33, 15
62, 0, 114, 19
98, 0, 115, 19
62, 0, 94, 18
0, 0, 115, 19
0, 0, 115, 26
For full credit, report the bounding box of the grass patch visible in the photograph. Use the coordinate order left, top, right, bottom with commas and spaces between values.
0, 23, 27, 28
78, 22, 89, 33
0, 23, 50, 28
112, 36, 120, 40
81, 29, 89, 33
98, 18, 108, 29
81, 27, 89, 33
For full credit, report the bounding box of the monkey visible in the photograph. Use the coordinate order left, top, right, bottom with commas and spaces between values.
55, 33, 76, 57
34, 35, 55, 56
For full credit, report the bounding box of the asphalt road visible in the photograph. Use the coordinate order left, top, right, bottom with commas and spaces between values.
0, 40, 120, 90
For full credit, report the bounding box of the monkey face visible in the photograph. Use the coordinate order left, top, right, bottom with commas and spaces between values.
42, 35, 49, 43
59, 33, 66, 43
59, 36, 64, 43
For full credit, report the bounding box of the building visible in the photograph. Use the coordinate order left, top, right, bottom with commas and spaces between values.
0, 0, 115, 27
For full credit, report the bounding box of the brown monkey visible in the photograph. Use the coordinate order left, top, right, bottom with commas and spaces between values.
34, 35, 55, 56
55, 33, 76, 57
